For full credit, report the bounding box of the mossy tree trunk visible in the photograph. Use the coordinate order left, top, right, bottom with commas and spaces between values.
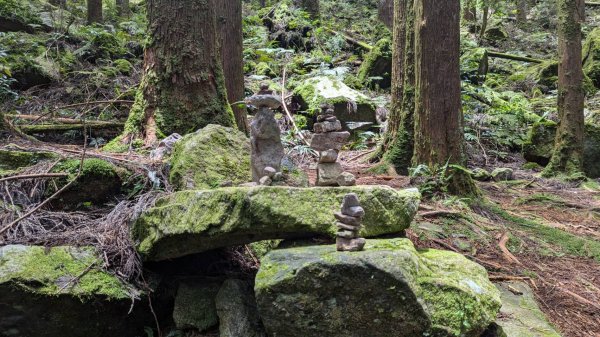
119, 0, 234, 146
413, 0, 477, 195
378, 0, 394, 29
543, 0, 585, 177
463, 0, 477, 22
381, 0, 416, 175
217, 0, 248, 134
479, 1, 489, 41
87, 0, 102, 24
116, 0, 130, 17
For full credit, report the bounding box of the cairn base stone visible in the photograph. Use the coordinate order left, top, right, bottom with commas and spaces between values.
250, 109, 284, 182
336, 237, 366, 251
317, 162, 343, 186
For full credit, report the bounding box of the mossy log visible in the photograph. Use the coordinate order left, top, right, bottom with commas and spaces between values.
18, 121, 125, 134
487, 51, 543, 64
323, 27, 373, 51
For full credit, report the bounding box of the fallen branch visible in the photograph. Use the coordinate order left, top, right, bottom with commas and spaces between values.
281, 66, 310, 146
58, 261, 96, 292
487, 51, 543, 64
323, 27, 373, 51
58, 100, 134, 110
19, 121, 124, 134
420, 210, 461, 218
0, 173, 68, 183
7, 114, 122, 125
498, 232, 524, 266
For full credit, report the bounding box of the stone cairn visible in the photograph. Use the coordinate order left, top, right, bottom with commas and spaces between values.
335, 193, 366, 251
247, 83, 285, 186
310, 104, 356, 186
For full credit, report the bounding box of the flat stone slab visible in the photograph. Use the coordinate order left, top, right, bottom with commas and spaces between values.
133, 186, 420, 261
310, 131, 351, 151
494, 281, 563, 337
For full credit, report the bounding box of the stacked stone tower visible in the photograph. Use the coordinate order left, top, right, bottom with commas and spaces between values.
335, 193, 366, 251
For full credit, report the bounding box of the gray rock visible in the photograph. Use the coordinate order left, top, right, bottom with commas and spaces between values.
337, 229, 358, 239
216, 279, 267, 337
263, 166, 276, 178
150, 133, 182, 161
343, 206, 365, 218
334, 212, 361, 226
319, 149, 339, 163
255, 239, 502, 337
250, 108, 284, 182
314, 120, 342, 133
491, 168, 514, 181
493, 282, 563, 337
341, 193, 360, 209
173, 280, 220, 331
317, 162, 344, 186
310, 131, 351, 152
336, 221, 359, 231
336, 237, 366, 252
471, 168, 491, 181
259, 176, 272, 186
337, 171, 356, 186
134, 186, 421, 260
272, 171, 284, 182
245, 94, 282, 110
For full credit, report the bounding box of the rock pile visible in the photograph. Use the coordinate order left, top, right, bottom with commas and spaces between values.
248, 83, 284, 184
311, 104, 355, 186
335, 193, 366, 251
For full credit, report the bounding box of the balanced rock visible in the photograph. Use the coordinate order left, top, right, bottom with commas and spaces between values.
319, 149, 338, 163
336, 193, 365, 251
316, 162, 344, 186
134, 186, 420, 260
255, 239, 501, 337
310, 131, 351, 152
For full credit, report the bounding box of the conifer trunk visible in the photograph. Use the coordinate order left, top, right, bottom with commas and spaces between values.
116, 0, 130, 17
120, 0, 234, 145
382, 0, 415, 175
413, 0, 476, 194
87, 0, 103, 24
218, 0, 248, 134
544, 0, 585, 176
378, 0, 394, 29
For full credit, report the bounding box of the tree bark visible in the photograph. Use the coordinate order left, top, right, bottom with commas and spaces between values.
120, 0, 234, 145
543, 0, 586, 176
381, 0, 415, 175
517, 0, 528, 23
116, 0, 130, 17
217, 0, 248, 134
378, 0, 394, 29
87, 0, 103, 24
413, 0, 476, 194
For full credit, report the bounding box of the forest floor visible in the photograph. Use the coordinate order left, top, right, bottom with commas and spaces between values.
305, 149, 600, 337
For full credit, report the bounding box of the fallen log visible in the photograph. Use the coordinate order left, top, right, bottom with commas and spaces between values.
323, 27, 373, 51
19, 121, 125, 134
487, 51, 543, 64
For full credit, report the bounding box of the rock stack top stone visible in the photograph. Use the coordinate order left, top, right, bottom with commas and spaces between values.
245, 82, 282, 109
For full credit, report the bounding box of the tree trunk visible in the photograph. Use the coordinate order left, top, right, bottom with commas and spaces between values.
381, 0, 416, 175
119, 0, 234, 145
116, 0, 130, 17
413, 0, 476, 195
480, 2, 489, 41
378, 0, 394, 29
463, 0, 477, 21
87, 0, 103, 24
293, 0, 319, 18
217, 0, 248, 134
543, 0, 585, 176
517, 0, 528, 23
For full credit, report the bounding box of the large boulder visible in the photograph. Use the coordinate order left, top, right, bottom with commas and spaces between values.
491, 282, 562, 337
293, 76, 378, 129
173, 279, 221, 332
255, 238, 501, 337
0, 149, 56, 175
169, 124, 252, 190
216, 279, 267, 337
134, 186, 420, 261
523, 119, 600, 178
0, 245, 167, 337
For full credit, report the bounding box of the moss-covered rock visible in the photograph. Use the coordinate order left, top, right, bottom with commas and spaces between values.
50, 158, 122, 207
292, 76, 378, 128
255, 238, 501, 337
523, 119, 600, 178
216, 279, 267, 337
484, 26, 508, 42
173, 279, 221, 332
0, 149, 56, 175
133, 186, 420, 260
493, 282, 562, 337
583, 28, 600, 88
0, 245, 169, 337
525, 60, 596, 95
169, 124, 252, 190
357, 38, 392, 89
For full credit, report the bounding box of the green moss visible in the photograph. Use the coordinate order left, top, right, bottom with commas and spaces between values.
583, 28, 600, 88
357, 38, 392, 89
113, 59, 133, 75
0, 149, 57, 175
0, 245, 130, 299
514, 193, 565, 206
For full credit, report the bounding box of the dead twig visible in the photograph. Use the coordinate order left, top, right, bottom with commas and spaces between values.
281, 66, 309, 146
498, 232, 524, 266
58, 261, 96, 292
0, 173, 68, 183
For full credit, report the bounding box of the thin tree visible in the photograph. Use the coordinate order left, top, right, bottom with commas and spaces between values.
217, 0, 248, 134
380, 0, 416, 175
378, 0, 394, 29
543, 0, 586, 176
116, 0, 130, 17
116, 0, 234, 146
87, 0, 102, 24
413, 0, 477, 195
